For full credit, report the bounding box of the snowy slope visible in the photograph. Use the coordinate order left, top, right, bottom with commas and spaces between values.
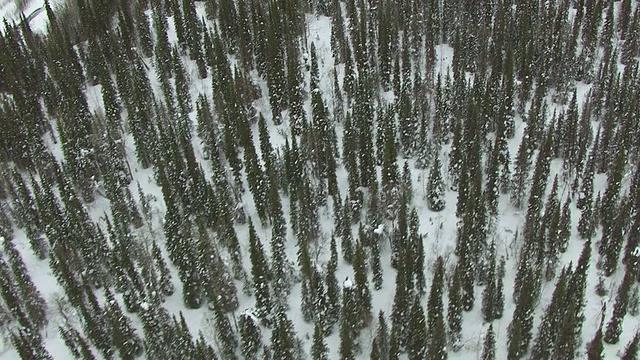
1, 2, 639, 360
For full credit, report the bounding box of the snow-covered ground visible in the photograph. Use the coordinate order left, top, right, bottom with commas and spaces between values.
0, 0, 59, 32
0, 3, 638, 360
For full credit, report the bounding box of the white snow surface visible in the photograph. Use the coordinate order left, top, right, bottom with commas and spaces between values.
0, 0, 63, 33
0, 6, 637, 360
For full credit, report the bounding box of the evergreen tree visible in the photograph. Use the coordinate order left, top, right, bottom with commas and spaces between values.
622, 331, 640, 360
371, 233, 383, 290
311, 322, 329, 360
507, 265, 537, 360
270, 308, 298, 360
352, 240, 372, 329
448, 264, 463, 349
530, 267, 570, 359
427, 156, 445, 211
239, 312, 262, 360
482, 324, 496, 360
152, 241, 174, 297
585, 304, 606, 360
339, 307, 356, 360
2, 234, 47, 328
325, 237, 341, 328
510, 134, 531, 209
11, 327, 54, 360
481, 239, 498, 322
372, 311, 390, 360
213, 301, 238, 360
0, 256, 31, 328
134, 3, 153, 58
248, 219, 272, 322
552, 240, 592, 358
426, 257, 447, 359
604, 269, 634, 344
104, 289, 143, 359
265, 6, 287, 123
407, 297, 427, 360
389, 325, 400, 360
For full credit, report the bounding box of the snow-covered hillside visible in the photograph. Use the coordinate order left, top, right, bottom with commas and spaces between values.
0, 0, 639, 359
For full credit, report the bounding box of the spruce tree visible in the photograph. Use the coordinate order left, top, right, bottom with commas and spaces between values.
311, 322, 329, 360
391, 264, 411, 348
271, 308, 298, 360
407, 297, 427, 360
552, 240, 592, 358
339, 303, 356, 360
604, 269, 634, 344
530, 267, 570, 359
2, 235, 47, 328
239, 312, 262, 360
427, 257, 447, 360
448, 264, 463, 349
151, 241, 174, 297
213, 302, 238, 360
353, 240, 372, 329
372, 311, 390, 360
482, 324, 496, 360
371, 233, 383, 290
104, 289, 143, 359
427, 156, 445, 211
585, 304, 606, 360
507, 266, 537, 360
11, 327, 54, 360
248, 219, 272, 322
481, 239, 498, 322
389, 325, 400, 360
622, 331, 640, 360
325, 237, 341, 328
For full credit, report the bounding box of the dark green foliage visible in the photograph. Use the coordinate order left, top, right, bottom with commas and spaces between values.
311, 322, 329, 360
388, 326, 400, 360
104, 290, 143, 359
482, 324, 496, 360
426, 257, 447, 360
239, 312, 263, 360
325, 238, 341, 328
11, 327, 54, 360
151, 241, 174, 297
507, 264, 538, 360
622, 331, 640, 360
448, 264, 463, 349
59, 325, 98, 360
134, 3, 153, 58
352, 241, 372, 329
0, 256, 31, 329
371, 229, 383, 290
265, 6, 287, 123
530, 267, 570, 359
481, 240, 500, 322
371, 312, 389, 360
427, 156, 445, 211
339, 294, 356, 360
248, 220, 272, 322
585, 304, 606, 360
270, 309, 298, 360
407, 297, 427, 360
2, 234, 47, 328
604, 269, 634, 344
4, 2, 640, 360
213, 302, 238, 360
600, 198, 630, 277
551, 240, 592, 358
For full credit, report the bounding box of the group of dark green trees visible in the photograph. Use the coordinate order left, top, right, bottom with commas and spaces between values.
0, 0, 639, 358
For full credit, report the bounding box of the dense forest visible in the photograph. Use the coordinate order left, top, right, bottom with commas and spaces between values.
0, 0, 640, 358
